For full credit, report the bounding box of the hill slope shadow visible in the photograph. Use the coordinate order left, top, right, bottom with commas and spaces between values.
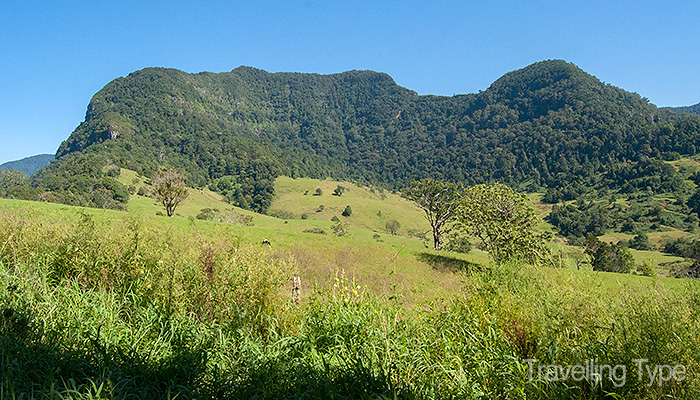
416, 252, 484, 274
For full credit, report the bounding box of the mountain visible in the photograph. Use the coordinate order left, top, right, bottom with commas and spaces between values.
0, 154, 54, 176
664, 102, 700, 115
31, 60, 700, 212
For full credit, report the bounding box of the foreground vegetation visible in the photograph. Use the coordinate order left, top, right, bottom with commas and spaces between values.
1, 199, 699, 399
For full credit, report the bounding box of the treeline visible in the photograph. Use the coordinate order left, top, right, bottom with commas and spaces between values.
26, 60, 700, 213
665, 101, 700, 115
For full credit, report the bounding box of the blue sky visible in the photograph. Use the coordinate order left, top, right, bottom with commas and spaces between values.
1, 1, 699, 165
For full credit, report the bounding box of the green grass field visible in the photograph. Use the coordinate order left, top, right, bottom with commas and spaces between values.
1, 172, 699, 398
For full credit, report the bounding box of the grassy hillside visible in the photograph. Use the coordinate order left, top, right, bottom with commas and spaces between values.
2, 195, 699, 398
116, 168, 689, 276
269, 176, 427, 236
114, 169, 485, 303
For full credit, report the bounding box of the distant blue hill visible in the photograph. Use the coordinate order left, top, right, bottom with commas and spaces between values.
0, 154, 54, 176
663, 102, 700, 115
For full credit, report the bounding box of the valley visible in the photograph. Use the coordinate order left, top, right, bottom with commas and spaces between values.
2, 59, 700, 398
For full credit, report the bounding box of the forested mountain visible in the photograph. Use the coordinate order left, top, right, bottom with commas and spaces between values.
30, 60, 700, 212
665, 102, 700, 115
0, 154, 54, 176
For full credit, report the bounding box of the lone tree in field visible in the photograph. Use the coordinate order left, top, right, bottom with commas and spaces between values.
458, 183, 549, 264
402, 178, 461, 250
152, 167, 189, 217
386, 219, 400, 235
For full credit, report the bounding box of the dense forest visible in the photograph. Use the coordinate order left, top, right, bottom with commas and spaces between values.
14, 60, 700, 222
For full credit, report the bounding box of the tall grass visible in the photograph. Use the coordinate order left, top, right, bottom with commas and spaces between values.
0, 207, 699, 398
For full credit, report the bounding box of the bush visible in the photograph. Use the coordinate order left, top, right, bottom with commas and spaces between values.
268, 209, 296, 219
663, 237, 698, 258
331, 221, 349, 237
637, 261, 657, 277
303, 228, 326, 235
445, 235, 472, 254
332, 185, 347, 196
196, 208, 219, 220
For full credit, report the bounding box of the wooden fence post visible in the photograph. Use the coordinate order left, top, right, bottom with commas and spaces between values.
292, 276, 301, 306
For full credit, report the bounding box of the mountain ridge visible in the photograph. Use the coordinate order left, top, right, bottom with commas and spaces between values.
31, 60, 700, 212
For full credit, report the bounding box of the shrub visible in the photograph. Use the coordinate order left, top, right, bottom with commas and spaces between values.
332, 185, 347, 196
637, 261, 657, 277
445, 234, 472, 253
332, 221, 349, 237
268, 209, 295, 219
196, 208, 219, 220
304, 228, 326, 235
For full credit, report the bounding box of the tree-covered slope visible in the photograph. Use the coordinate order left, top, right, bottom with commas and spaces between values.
35, 60, 700, 212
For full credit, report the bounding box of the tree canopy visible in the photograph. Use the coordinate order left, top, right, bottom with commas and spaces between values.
458, 183, 549, 264
583, 235, 634, 274
152, 167, 189, 217
402, 179, 461, 250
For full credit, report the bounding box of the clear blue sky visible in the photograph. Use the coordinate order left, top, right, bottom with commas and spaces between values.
2, 0, 699, 165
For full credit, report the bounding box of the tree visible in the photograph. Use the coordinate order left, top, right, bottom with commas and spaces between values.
0, 169, 39, 201
458, 183, 549, 264
688, 190, 700, 215
584, 235, 633, 274
628, 232, 654, 251
152, 167, 189, 217
342, 205, 352, 217
333, 185, 347, 196
386, 219, 400, 235
0, 169, 29, 188
402, 179, 461, 250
